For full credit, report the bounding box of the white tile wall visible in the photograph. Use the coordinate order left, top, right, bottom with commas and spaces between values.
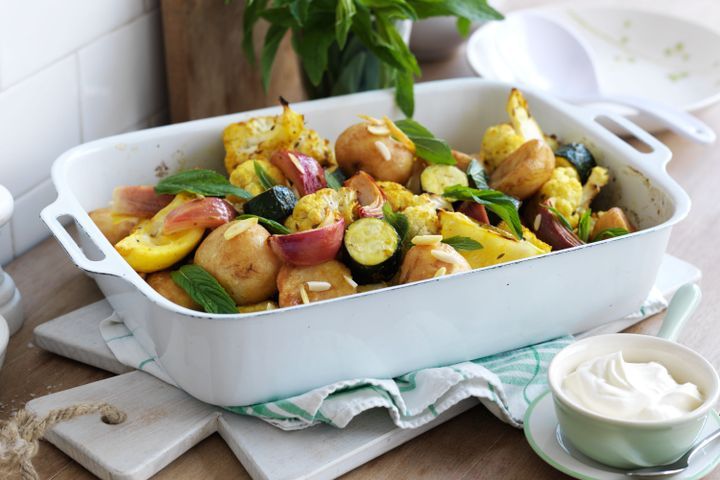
78, 12, 166, 141
0, 0, 145, 88
0, 2, 166, 265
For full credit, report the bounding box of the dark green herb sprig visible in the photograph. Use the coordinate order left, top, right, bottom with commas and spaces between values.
394, 119, 455, 165
242, 0, 502, 117
442, 236, 483, 251
171, 265, 237, 314
546, 205, 573, 232
237, 214, 291, 234
155, 169, 252, 199
443, 185, 523, 240
594, 227, 629, 241
466, 158, 490, 190
254, 161, 277, 190
325, 168, 347, 190
382, 202, 409, 247
577, 209, 592, 243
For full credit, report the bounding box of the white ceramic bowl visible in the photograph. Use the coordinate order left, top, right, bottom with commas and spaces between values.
0, 314, 8, 370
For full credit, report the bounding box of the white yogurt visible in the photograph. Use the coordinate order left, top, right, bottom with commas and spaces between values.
562, 351, 703, 421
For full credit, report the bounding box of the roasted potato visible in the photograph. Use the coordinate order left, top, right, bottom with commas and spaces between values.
89, 207, 140, 245
451, 150, 476, 172
277, 260, 357, 307
194, 220, 282, 305
489, 139, 555, 200
398, 242, 471, 284
147, 270, 200, 310
335, 123, 415, 184
591, 207, 633, 240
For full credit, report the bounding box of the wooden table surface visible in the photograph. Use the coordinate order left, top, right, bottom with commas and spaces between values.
4, 1, 720, 479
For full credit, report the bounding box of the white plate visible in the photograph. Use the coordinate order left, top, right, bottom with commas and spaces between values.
524, 391, 720, 480
467, 5, 720, 130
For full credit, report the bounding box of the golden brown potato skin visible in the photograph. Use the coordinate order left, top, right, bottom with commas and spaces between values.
147, 270, 200, 310
277, 260, 356, 307
194, 223, 282, 305
335, 123, 415, 184
591, 207, 634, 240
397, 243, 471, 284
89, 207, 140, 245
489, 139, 555, 200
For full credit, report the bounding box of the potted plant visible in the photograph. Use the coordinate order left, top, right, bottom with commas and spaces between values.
242, 0, 502, 117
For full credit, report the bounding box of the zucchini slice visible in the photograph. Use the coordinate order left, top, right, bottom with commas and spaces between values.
555, 143, 596, 183
420, 164, 468, 194
243, 185, 297, 222
343, 218, 400, 283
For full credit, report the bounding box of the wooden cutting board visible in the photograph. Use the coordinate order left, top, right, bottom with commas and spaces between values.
27, 254, 700, 480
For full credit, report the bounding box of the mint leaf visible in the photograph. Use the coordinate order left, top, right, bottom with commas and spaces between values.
171, 265, 237, 314
394, 118, 455, 165
466, 158, 489, 190
546, 205, 573, 232
443, 185, 523, 240
237, 214, 291, 235
254, 161, 277, 190
577, 209, 592, 243
593, 227, 629, 241
442, 236, 483, 251
382, 202, 409, 247
155, 169, 252, 199
324, 168, 346, 191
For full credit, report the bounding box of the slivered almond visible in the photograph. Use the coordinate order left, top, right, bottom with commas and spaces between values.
431, 248, 461, 265
358, 114, 383, 125
411, 235, 443, 246
382, 116, 415, 153
299, 285, 310, 305
533, 214, 542, 231
306, 281, 332, 292
367, 125, 390, 136
433, 267, 447, 278
224, 217, 258, 240
375, 141, 392, 161
343, 274, 358, 289
288, 152, 305, 173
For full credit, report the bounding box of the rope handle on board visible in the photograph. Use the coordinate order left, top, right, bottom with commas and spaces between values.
0, 402, 126, 480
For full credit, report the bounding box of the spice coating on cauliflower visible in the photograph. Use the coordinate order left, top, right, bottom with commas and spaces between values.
539, 167, 583, 226
377, 181, 415, 211
480, 124, 525, 171
284, 188, 357, 232
404, 194, 440, 238
229, 160, 286, 198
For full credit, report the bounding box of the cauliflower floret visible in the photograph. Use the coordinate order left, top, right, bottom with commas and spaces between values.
480, 124, 525, 172
229, 160, 286, 198
539, 167, 583, 227
377, 181, 415, 211
404, 194, 439, 238
580, 166, 610, 210
285, 188, 357, 232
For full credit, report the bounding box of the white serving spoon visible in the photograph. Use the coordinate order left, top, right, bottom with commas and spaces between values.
494, 12, 716, 144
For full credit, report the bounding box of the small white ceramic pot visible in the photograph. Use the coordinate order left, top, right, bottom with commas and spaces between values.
548, 284, 720, 468
0, 314, 8, 370
0, 185, 24, 335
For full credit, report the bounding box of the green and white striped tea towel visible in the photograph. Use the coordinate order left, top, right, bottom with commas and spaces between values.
100, 288, 666, 430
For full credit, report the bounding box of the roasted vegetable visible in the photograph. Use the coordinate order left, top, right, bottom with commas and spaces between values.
270, 150, 326, 197
420, 164, 468, 194
404, 194, 440, 238
115, 194, 205, 273
238, 300, 278, 313
147, 270, 200, 310
451, 150, 476, 172
539, 166, 583, 227
377, 181, 415, 211
277, 260, 357, 307
344, 217, 401, 283
335, 122, 415, 184
524, 199, 583, 251
270, 218, 345, 266
397, 240, 471, 284
555, 143, 596, 183
89, 208, 140, 245
480, 124, 525, 172
344, 171, 386, 218
243, 185, 297, 223
223, 102, 333, 173
489, 140, 555, 200
497, 221, 551, 254
507, 88, 544, 142
439, 211, 544, 268
229, 160, 286, 198
163, 197, 237, 234
580, 166, 610, 210
591, 207, 633, 241
194, 218, 282, 305
458, 201, 489, 225
111, 185, 173, 218
285, 188, 357, 231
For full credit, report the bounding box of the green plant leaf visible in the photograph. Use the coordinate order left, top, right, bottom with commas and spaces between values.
237, 214, 291, 234
394, 69, 414, 117
289, 0, 312, 25
382, 202, 409, 246
466, 158, 489, 190
261, 24, 289, 92
394, 118, 455, 165
324, 168, 347, 190
409, 0, 503, 21
330, 50, 367, 95
294, 28, 336, 85
577, 209, 592, 243
442, 236, 483, 251
254, 161, 277, 190
336, 0, 356, 48
546, 205, 573, 232
456, 17, 471, 37
443, 185, 523, 240
242, 0, 269, 65
593, 227, 629, 241
171, 265, 237, 314
155, 169, 252, 199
